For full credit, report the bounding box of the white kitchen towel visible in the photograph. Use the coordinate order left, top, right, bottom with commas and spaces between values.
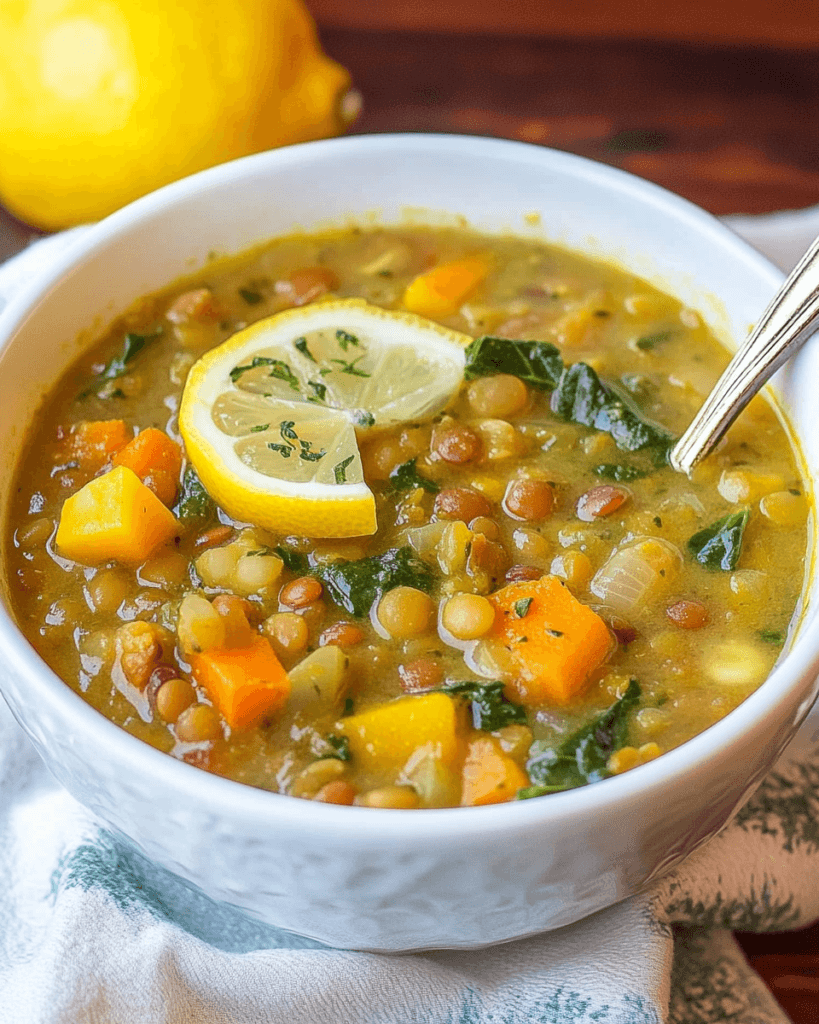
0, 210, 817, 1024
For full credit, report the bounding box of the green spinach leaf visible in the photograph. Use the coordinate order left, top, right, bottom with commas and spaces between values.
174, 467, 215, 522
552, 363, 674, 463
273, 545, 310, 574
687, 509, 749, 571
520, 679, 641, 796
389, 457, 439, 494
593, 463, 648, 482
463, 336, 564, 391
323, 734, 351, 762
318, 546, 435, 617
81, 329, 161, 398
440, 680, 526, 732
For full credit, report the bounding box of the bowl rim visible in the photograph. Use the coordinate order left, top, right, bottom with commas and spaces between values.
0, 131, 816, 843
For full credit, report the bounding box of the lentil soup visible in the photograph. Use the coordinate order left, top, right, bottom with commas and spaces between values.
5, 226, 809, 808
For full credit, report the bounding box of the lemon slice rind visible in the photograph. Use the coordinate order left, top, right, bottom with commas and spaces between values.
179, 299, 470, 538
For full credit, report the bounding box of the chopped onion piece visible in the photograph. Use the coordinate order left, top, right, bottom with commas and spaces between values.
590, 537, 682, 615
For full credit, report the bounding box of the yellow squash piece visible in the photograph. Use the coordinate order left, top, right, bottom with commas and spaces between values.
460, 735, 528, 806
0, 0, 353, 229
55, 465, 180, 565
402, 258, 489, 319
337, 693, 463, 775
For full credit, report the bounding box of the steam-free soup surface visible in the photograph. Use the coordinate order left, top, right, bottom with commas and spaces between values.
6, 226, 809, 808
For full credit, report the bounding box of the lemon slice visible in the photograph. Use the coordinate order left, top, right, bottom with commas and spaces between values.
178, 299, 469, 538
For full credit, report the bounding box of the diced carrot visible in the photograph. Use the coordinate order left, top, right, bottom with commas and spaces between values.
337, 692, 463, 775
62, 419, 131, 472
460, 735, 528, 806
489, 575, 615, 706
190, 634, 290, 731
55, 465, 180, 565
112, 427, 183, 507
402, 257, 490, 319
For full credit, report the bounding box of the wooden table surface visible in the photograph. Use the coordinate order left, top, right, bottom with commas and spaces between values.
2, 26, 819, 1020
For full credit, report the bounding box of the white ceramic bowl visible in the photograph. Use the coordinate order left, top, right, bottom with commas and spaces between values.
1, 134, 818, 952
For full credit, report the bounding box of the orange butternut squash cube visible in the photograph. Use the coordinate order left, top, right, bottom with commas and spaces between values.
337, 692, 462, 775
460, 735, 528, 806
112, 427, 183, 506
63, 419, 130, 472
190, 634, 290, 731
489, 575, 614, 706
55, 465, 180, 566
402, 258, 489, 319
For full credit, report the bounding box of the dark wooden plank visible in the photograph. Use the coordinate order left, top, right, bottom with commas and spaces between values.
311, 0, 819, 49
321, 30, 819, 215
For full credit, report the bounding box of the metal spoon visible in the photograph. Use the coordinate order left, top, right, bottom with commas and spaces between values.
670, 234, 819, 475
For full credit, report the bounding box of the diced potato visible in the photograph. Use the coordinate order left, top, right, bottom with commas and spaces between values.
287, 645, 349, 711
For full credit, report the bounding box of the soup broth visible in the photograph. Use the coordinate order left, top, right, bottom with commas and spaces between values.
5, 226, 809, 808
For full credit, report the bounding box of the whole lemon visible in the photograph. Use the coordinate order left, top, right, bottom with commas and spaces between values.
0, 0, 354, 229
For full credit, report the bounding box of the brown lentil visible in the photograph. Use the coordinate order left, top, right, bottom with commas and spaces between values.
503, 479, 555, 521
313, 780, 358, 805
666, 600, 710, 630
398, 655, 443, 692
576, 485, 630, 522
280, 576, 323, 609
504, 564, 544, 583
319, 622, 365, 648
433, 423, 482, 464
433, 487, 493, 523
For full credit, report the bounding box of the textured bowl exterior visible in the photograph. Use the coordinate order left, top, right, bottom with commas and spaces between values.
1, 135, 818, 951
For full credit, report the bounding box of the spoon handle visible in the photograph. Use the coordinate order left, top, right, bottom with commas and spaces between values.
670, 234, 819, 475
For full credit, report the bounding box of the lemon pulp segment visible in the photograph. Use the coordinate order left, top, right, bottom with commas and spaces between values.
179, 299, 469, 537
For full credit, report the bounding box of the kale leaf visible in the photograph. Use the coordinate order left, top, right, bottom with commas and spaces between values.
318, 546, 435, 617
463, 336, 564, 391
174, 467, 215, 522
552, 363, 674, 464
440, 680, 526, 732
389, 457, 439, 494
687, 509, 749, 571
519, 679, 641, 797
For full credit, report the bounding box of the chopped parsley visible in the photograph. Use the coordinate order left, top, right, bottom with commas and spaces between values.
250, 423, 269, 433
334, 455, 355, 484
230, 356, 300, 391
336, 329, 360, 350
330, 355, 370, 377
294, 336, 316, 362
634, 330, 673, 351
238, 287, 263, 305
514, 597, 533, 618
